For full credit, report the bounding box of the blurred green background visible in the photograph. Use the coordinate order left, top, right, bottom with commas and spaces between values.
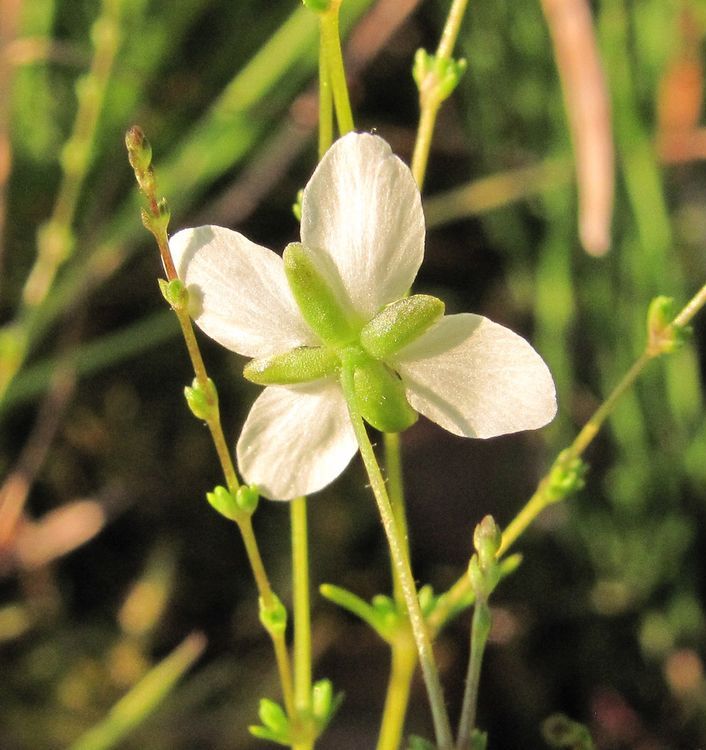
2, 0, 706, 747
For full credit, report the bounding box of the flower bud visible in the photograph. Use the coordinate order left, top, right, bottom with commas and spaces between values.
125, 125, 152, 174
184, 377, 218, 421
647, 295, 691, 356
259, 593, 287, 635
360, 295, 444, 360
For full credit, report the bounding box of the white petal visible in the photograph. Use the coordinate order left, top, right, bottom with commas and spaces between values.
392, 314, 557, 438
236, 380, 357, 501
300, 133, 425, 319
170, 225, 316, 358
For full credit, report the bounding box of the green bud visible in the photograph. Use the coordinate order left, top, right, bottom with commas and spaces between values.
470, 730, 489, 750
646, 295, 691, 356
159, 277, 189, 310
259, 593, 287, 636
283, 243, 358, 346
418, 584, 437, 617
546, 450, 588, 504
473, 515, 502, 569
352, 355, 418, 433
184, 377, 218, 421
125, 125, 152, 173
236, 485, 259, 514
206, 485, 239, 521
360, 295, 444, 360
413, 48, 467, 103
244, 346, 339, 385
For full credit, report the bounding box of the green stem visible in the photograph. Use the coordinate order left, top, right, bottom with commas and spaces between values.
240, 514, 297, 719
383, 431, 409, 605
376, 634, 417, 750
291, 496, 313, 748
410, 0, 470, 190
455, 600, 490, 749
318, 40, 334, 157
340, 358, 453, 750
320, 1, 354, 135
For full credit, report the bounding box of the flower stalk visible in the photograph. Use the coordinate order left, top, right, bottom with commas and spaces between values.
340, 355, 454, 750
429, 285, 705, 634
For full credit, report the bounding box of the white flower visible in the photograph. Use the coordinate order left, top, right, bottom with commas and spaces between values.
169, 133, 557, 501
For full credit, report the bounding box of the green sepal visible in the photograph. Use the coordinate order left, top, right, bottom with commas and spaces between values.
469, 730, 489, 750
360, 295, 444, 360
244, 346, 339, 385
352, 355, 417, 433
236, 485, 259, 514
283, 243, 358, 346
646, 295, 691, 356
206, 485, 240, 521
249, 698, 291, 745
311, 678, 344, 732
259, 593, 287, 636
159, 278, 188, 311
184, 377, 218, 421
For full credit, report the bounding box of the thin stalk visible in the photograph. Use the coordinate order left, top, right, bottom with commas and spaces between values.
498, 350, 650, 557
320, 1, 354, 135
382, 431, 409, 605
376, 633, 417, 750
291, 496, 313, 748
318, 42, 334, 158
429, 280, 706, 633
410, 0, 470, 190
126, 131, 296, 720
455, 600, 490, 748
240, 515, 296, 720
340, 358, 453, 750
